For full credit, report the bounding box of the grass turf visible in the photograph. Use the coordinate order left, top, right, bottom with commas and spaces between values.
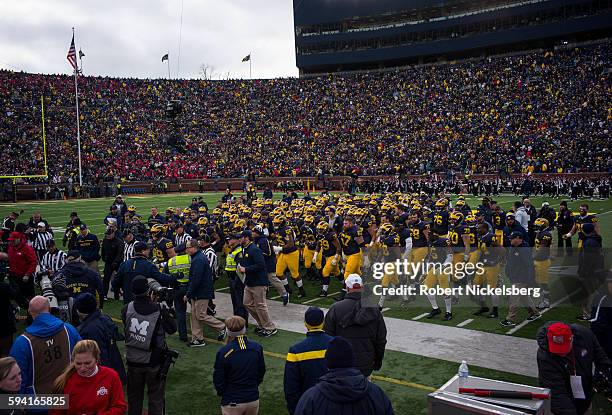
2, 192, 611, 413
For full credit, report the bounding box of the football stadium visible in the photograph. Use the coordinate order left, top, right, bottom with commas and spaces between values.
0, 1, 611, 414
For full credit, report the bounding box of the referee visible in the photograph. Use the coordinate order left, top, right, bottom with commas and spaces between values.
32, 222, 53, 261
40, 239, 67, 276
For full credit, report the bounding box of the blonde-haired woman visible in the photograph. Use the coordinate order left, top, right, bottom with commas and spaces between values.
0, 357, 24, 415
213, 316, 266, 415
50, 340, 126, 415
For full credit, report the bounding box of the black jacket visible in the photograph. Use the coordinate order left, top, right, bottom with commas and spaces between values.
77, 309, 126, 382
590, 291, 612, 360
121, 296, 176, 367
294, 367, 394, 415
324, 292, 387, 377
0, 281, 27, 337
101, 236, 124, 271
536, 322, 611, 415
240, 241, 268, 287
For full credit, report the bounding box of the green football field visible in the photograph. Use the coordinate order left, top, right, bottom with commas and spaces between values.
2, 192, 611, 414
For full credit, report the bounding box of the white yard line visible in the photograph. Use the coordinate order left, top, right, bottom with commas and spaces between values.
457, 319, 474, 327
216, 286, 230, 292
412, 312, 429, 321
506, 289, 580, 335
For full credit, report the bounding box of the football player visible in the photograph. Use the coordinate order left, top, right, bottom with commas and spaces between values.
423, 234, 453, 321
564, 203, 600, 248
150, 224, 176, 265
315, 221, 342, 297
273, 215, 305, 298
300, 215, 322, 281
339, 216, 365, 285
473, 223, 503, 318
376, 223, 402, 309
533, 218, 553, 310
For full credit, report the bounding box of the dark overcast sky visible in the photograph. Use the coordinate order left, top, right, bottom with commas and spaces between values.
0, 0, 298, 79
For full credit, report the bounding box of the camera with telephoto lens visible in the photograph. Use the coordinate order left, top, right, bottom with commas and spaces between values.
157, 348, 179, 381
147, 278, 175, 317
36, 270, 59, 309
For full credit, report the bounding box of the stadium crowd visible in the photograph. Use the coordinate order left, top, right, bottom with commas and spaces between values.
0, 189, 611, 414
1, 41, 610, 181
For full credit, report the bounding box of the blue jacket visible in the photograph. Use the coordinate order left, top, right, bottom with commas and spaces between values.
505, 240, 535, 284
255, 236, 275, 274
294, 367, 394, 415
10, 313, 81, 394
75, 232, 101, 262
186, 250, 214, 300
239, 242, 268, 287
213, 335, 266, 405
112, 255, 175, 304
284, 331, 333, 415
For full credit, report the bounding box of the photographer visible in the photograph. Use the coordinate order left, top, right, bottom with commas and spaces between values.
122, 276, 177, 415
113, 242, 176, 304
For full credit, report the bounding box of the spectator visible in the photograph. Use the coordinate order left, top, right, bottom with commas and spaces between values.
113, 241, 175, 304
10, 296, 81, 394
213, 315, 266, 415
284, 307, 333, 415
75, 224, 100, 272
537, 322, 611, 415
122, 276, 176, 415
74, 293, 126, 383
324, 274, 387, 377
52, 339, 126, 415
183, 239, 226, 347
0, 357, 23, 414
101, 228, 124, 299
238, 230, 277, 337
294, 336, 394, 415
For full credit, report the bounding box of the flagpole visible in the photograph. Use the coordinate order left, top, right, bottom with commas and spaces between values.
167, 51, 171, 79
249, 51, 252, 79
73, 27, 83, 187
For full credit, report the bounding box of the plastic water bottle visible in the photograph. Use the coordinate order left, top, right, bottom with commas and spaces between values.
458, 360, 469, 388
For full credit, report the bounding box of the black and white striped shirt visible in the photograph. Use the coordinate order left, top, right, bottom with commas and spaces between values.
124, 240, 136, 261
41, 250, 67, 273
203, 246, 218, 279
33, 231, 54, 252
174, 232, 192, 247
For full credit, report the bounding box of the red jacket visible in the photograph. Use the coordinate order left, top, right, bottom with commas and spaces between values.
8, 235, 37, 277
50, 365, 126, 415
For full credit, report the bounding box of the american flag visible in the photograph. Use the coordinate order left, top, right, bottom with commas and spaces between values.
67, 35, 77, 70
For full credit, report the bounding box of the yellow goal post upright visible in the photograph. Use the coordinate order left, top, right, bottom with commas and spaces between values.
0, 96, 48, 202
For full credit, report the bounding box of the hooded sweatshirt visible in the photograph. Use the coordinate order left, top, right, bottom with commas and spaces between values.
294, 367, 394, 415
10, 313, 81, 394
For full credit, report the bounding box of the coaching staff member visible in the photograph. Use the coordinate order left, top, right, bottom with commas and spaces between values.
324, 274, 387, 377
113, 242, 175, 304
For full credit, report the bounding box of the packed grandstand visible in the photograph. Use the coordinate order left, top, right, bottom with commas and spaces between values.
1, 40, 610, 182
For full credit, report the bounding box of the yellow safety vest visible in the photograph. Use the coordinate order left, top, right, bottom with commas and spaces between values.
168, 254, 191, 283
225, 246, 242, 272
